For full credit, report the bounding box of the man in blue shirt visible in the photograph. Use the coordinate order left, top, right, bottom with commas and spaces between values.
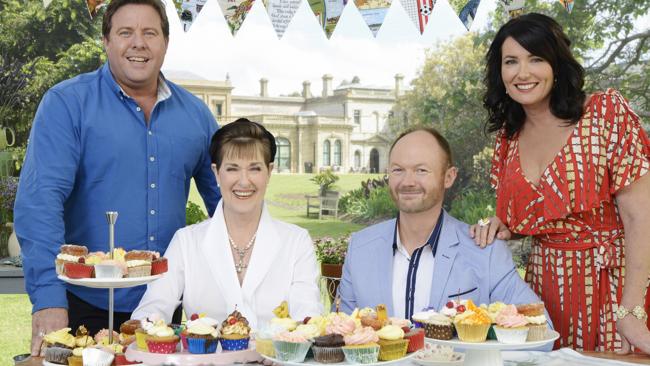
14, 0, 220, 355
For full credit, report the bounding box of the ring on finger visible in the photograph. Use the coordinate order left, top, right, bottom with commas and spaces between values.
38, 330, 46, 337
478, 218, 490, 227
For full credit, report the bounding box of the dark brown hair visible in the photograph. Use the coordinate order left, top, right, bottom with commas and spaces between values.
389, 126, 453, 167
209, 118, 277, 170
102, 0, 169, 40
483, 13, 585, 138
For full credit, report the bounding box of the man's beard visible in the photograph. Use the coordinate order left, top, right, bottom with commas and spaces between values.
391, 188, 439, 214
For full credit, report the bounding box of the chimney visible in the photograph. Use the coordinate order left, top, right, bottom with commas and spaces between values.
322, 74, 333, 97
394, 74, 404, 97
260, 78, 268, 97
302, 81, 312, 98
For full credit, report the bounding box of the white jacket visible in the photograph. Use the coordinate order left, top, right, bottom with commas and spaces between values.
132, 201, 323, 329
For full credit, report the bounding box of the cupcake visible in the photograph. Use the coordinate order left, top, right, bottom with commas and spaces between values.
118, 320, 141, 346
270, 300, 298, 331
421, 312, 454, 340
404, 328, 424, 352
42, 328, 76, 364
517, 303, 548, 341
67, 347, 84, 366
151, 257, 168, 275
219, 310, 251, 351
64, 260, 95, 279
311, 334, 345, 363
325, 313, 357, 336
94, 329, 120, 346
256, 323, 288, 357
184, 318, 219, 354
342, 326, 380, 364
376, 325, 408, 361
82, 347, 114, 366
144, 321, 179, 354
272, 330, 312, 362
494, 305, 529, 344
411, 308, 437, 328
453, 300, 491, 342
55, 244, 88, 275
360, 304, 389, 331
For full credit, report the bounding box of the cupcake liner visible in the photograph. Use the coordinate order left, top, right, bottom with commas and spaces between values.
377, 339, 409, 361
405, 328, 424, 352
454, 323, 490, 343
94, 264, 123, 278
487, 324, 497, 340
127, 264, 152, 278
494, 326, 529, 344
526, 324, 548, 341
311, 345, 345, 363
187, 337, 218, 354
342, 344, 380, 364
146, 337, 179, 354
272, 340, 312, 362
45, 346, 73, 364
64, 262, 94, 279
423, 322, 454, 340
67, 355, 83, 366
255, 338, 275, 357
82, 347, 115, 366
220, 336, 250, 351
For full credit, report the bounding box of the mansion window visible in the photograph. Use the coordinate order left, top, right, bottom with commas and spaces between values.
333, 140, 342, 166
354, 110, 361, 124
275, 137, 291, 172
354, 150, 361, 168
323, 140, 331, 166
213, 102, 223, 117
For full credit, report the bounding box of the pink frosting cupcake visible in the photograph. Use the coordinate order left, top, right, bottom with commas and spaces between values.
494, 305, 529, 344
343, 326, 379, 345
325, 314, 356, 336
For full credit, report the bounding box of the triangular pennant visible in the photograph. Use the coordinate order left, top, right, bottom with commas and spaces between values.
307, 0, 326, 30
43, 0, 53, 8
86, 0, 108, 19
559, 0, 573, 13
375, 0, 420, 40
399, 0, 435, 34
329, 0, 373, 40
172, 0, 209, 31
354, 0, 391, 37
308, 0, 348, 38
421, 0, 464, 43
499, 0, 524, 18
217, 0, 256, 35
453, 0, 480, 30
265, 0, 302, 38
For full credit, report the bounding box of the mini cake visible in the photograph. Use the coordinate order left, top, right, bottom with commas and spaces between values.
124, 251, 153, 277
421, 312, 454, 340
517, 303, 548, 341
219, 310, 251, 350
56, 244, 88, 275
311, 333, 345, 363
273, 330, 313, 362
119, 319, 141, 346
342, 326, 380, 364
404, 328, 424, 352
453, 300, 491, 342
376, 324, 408, 361
42, 328, 76, 364
63, 258, 94, 279
151, 256, 168, 275
494, 304, 529, 344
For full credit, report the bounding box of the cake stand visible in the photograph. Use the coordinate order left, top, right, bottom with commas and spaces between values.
425, 330, 559, 366
260, 351, 415, 366
125, 341, 262, 365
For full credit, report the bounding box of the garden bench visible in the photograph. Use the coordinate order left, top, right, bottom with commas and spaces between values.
306, 191, 340, 219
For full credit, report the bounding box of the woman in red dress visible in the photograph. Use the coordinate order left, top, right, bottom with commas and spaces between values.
470, 13, 650, 353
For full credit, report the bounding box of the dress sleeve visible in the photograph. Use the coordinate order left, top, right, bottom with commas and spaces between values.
490, 129, 509, 191
601, 90, 650, 194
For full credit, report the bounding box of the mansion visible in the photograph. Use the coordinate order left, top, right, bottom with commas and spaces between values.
167, 71, 406, 173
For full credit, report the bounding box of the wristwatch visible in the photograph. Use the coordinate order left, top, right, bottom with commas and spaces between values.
614, 304, 648, 321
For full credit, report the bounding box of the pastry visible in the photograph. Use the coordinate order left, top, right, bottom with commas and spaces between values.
311, 334, 345, 363
493, 304, 529, 344
219, 309, 251, 350
272, 330, 312, 362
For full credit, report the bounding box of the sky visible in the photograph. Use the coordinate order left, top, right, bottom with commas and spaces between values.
161, 0, 500, 96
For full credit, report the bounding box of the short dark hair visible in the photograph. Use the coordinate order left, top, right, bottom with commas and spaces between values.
102, 0, 169, 40
389, 127, 453, 167
483, 13, 585, 138
209, 118, 277, 170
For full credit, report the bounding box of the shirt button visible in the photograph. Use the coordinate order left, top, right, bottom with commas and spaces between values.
150, 209, 156, 215
149, 156, 155, 162
150, 183, 156, 189
148, 131, 153, 136
136, 106, 142, 112
149, 236, 155, 241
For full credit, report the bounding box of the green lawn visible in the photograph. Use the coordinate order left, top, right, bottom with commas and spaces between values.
1, 173, 379, 360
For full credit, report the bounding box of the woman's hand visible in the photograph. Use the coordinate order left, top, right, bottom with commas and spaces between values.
469, 216, 512, 248
617, 315, 650, 354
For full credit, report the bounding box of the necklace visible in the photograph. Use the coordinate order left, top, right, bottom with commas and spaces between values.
228, 233, 257, 273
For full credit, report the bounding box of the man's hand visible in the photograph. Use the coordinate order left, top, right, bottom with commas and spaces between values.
31, 308, 68, 356
617, 316, 650, 355
469, 216, 512, 248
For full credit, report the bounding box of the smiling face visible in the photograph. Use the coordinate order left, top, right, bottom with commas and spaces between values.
501, 37, 554, 110
212, 148, 272, 218
103, 4, 168, 95
388, 131, 456, 215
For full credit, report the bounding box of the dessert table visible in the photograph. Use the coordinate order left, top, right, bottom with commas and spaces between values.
15, 350, 650, 366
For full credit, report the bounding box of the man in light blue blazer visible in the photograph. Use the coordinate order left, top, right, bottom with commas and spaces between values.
338, 127, 547, 323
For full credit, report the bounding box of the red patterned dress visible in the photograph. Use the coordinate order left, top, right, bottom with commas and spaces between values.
490, 89, 650, 351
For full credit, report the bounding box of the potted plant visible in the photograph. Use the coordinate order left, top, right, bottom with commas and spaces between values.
0, 176, 19, 257
314, 235, 349, 302
310, 169, 339, 196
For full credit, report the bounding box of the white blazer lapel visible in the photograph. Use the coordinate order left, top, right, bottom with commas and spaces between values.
201, 201, 244, 312
241, 203, 281, 301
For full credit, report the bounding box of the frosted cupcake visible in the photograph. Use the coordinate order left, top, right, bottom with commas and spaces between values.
311, 333, 345, 363
325, 313, 357, 336
421, 312, 454, 340
493, 305, 529, 344
376, 325, 408, 361
185, 320, 219, 354
256, 323, 288, 357
219, 310, 251, 351
143, 321, 179, 354
517, 303, 548, 341
272, 330, 312, 362
411, 308, 438, 328
453, 300, 491, 343
43, 328, 76, 365
342, 326, 380, 364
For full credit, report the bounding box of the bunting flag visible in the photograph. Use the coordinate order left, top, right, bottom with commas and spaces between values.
500, 0, 524, 18
172, 0, 208, 32
559, 0, 574, 13
43, 0, 53, 8
314, 0, 346, 38
86, 0, 108, 19
265, 0, 302, 38
218, 0, 256, 35
456, 0, 480, 30
399, 0, 435, 34
354, 0, 391, 37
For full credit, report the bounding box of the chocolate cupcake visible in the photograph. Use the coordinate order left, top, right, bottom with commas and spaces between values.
311, 334, 345, 363
45, 344, 73, 364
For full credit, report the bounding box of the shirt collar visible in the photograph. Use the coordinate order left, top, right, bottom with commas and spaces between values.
101, 62, 172, 102
392, 208, 445, 256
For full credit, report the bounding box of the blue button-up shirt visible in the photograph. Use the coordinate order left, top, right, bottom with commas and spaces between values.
14, 62, 221, 313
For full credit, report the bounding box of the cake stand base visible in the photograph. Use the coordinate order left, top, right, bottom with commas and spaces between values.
463, 349, 503, 366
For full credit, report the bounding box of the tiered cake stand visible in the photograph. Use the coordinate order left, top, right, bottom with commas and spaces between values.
260, 350, 416, 366
425, 329, 560, 366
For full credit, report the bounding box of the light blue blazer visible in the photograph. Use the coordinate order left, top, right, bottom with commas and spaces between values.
338, 211, 547, 316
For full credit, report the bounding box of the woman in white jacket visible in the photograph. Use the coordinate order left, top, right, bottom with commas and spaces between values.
133, 118, 322, 329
